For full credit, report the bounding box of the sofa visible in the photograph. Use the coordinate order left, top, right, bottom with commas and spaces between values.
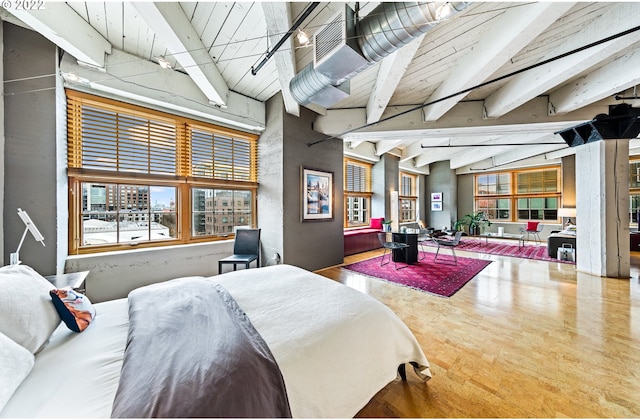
344, 218, 384, 256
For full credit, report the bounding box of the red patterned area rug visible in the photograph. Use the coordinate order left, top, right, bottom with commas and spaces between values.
449, 238, 575, 264
343, 254, 491, 298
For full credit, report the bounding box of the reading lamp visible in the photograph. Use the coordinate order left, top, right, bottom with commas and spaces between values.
10, 208, 45, 265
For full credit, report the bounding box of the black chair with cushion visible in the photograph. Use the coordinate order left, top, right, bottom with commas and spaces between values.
218, 228, 261, 274
432, 231, 463, 265
377, 233, 410, 270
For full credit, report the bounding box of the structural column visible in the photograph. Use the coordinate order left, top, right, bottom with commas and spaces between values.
575, 139, 629, 278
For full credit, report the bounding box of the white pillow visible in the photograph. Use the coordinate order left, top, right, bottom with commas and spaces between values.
0, 331, 34, 412
0, 265, 60, 353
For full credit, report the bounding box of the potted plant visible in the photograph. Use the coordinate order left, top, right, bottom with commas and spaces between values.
382, 220, 393, 232
459, 211, 492, 236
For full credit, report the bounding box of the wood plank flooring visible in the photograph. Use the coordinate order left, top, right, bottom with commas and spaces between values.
315, 245, 640, 418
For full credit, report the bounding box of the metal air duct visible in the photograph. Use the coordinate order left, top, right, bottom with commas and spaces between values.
289, 1, 470, 107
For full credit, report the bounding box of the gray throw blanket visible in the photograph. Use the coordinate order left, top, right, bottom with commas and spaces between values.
111, 278, 291, 418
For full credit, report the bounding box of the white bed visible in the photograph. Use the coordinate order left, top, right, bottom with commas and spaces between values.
1, 264, 430, 418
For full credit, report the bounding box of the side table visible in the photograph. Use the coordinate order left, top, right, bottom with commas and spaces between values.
45, 271, 89, 293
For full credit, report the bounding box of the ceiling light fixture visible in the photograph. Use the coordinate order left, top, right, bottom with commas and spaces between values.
61, 72, 90, 85
251, 2, 320, 76
156, 56, 173, 70
296, 29, 310, 45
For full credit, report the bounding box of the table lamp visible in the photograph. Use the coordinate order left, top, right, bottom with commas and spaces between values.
557, 207, 576, 228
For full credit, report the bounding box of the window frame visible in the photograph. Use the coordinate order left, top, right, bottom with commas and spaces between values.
474, 166, 561, 223
67, 90, 258, 255
399, 171, 417, 223
344, 158, 372, 228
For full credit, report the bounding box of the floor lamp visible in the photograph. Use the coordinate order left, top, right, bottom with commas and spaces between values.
10, 208, 46, 265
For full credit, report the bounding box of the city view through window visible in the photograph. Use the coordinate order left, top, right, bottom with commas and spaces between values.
82, 183, 252, 245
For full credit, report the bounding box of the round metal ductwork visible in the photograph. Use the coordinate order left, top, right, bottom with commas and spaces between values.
357, 2, 470, 62
356, 2, 439, 62
290, 64, 333, 106
289, 2, 471, 107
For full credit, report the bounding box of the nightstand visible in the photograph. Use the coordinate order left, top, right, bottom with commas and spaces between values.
45, 271, 89, 293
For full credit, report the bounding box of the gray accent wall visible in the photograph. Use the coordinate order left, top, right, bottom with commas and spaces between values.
562, 155, 576, 207
457, 173, 474, 224
260, 94, 344, 271
427, 160, 457, 230
3, 23, 57, 274
371, 154, 399, 222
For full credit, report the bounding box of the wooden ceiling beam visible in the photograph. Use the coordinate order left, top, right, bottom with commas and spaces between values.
485, 2, 640, 118
549, 48, 640, 115
262, 2, 300, 117
366, 35, 424, 124
7, 2, 111, 68
422, 2, 573, 122
132, 2, 229, 106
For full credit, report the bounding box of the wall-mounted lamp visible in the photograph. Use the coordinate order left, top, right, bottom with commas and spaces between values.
10, 208, 45, 265
296, 29, 310, 46
557, 207, 576, 228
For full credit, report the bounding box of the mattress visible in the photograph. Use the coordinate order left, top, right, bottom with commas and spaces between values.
2, 265, 430, 418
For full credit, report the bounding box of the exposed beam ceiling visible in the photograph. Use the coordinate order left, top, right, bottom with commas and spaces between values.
422, 2, 574, 122
7, 3, 112, 68
132, 2, 229, 106
262, 2, 300, 117
8, 1, 640, 172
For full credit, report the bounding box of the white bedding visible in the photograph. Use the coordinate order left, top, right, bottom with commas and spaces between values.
2, 265, 430, 418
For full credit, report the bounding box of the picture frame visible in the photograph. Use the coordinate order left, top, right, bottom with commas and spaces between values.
301, 167, 333, 221
431, 202, 443, 211
431, 192, 442, 202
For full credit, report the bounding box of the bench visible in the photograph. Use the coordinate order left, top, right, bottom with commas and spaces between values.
344, 218, 384, 256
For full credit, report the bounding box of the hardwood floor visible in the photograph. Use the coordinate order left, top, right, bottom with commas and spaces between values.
315, 246, 640, 418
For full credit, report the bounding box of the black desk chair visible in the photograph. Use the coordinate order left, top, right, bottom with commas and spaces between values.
377, 233, 409, 270
432, 231, 463, 265
218, 228, 261, 274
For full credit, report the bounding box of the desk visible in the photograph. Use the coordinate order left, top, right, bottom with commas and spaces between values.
45, 271, 89, 293
391, 232, 419, 264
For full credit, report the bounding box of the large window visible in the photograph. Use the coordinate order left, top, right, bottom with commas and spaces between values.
344, 159, 372, 227
399, 172, 417, 222
474, 167, 560, 222
67, 90, 258, 254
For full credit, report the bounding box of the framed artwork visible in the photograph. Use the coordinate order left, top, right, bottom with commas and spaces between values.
431, 192, 442, 202
431, 202, 443, 211
301, 167, 333, 221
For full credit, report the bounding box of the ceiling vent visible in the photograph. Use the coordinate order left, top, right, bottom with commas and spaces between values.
314, 6, 368, 86
289, 2, 471, 108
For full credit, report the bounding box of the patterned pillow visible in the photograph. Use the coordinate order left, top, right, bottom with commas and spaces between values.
49, 288, 96, 333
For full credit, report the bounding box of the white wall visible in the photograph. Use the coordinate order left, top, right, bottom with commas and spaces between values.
0, 22, 4, 265
66, 240, 235, 303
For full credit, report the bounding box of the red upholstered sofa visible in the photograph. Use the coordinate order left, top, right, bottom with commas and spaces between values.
344, 218, 384, 256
